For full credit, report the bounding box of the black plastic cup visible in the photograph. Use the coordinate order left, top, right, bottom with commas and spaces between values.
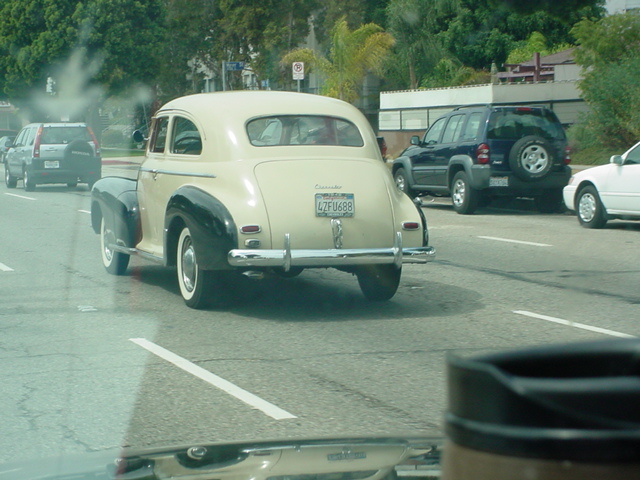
442, 338, 640, 479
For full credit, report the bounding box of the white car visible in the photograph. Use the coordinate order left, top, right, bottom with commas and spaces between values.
90, 91, 435, 309
563, 141, 640, 228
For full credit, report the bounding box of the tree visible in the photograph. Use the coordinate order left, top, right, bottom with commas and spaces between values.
0, 0, 164, 101
282, 17, 394, 103
571, 12, 640, 148
506, 31, 572, 64
386, 0, 454, 89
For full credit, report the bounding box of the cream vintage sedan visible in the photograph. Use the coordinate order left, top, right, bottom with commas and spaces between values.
90, 91, 435, 308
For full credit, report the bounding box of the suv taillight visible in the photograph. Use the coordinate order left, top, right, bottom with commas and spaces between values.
87, 127, 101, 156
476, 143, 490, 164
564, 146, 571, 165
33, 126, 43, 158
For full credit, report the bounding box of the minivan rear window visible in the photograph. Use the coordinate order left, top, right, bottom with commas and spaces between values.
40, 126, 91, 145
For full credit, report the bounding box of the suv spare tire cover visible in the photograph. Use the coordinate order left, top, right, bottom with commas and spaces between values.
64, 139, 94, 161
508, 135, 554, 182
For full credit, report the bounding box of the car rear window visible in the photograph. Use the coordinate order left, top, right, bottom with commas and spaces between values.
247, 115, 364, 147
40, 126, 91, 145
487, 108, 565, 141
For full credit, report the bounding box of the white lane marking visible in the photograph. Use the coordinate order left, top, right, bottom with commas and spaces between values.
5, 192, 36, 201
130, 338, 297, 420
0, 263, 14, 272
514, 310, 636, 338
78, 209, 91, 214
478, 236, 551, 247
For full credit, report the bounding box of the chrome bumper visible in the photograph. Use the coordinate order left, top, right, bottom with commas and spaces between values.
228, 232, 435, 271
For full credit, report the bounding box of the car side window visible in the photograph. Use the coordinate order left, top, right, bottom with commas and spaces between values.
149, 117, 169, 153
461, 112, 483, 141
441, 115, 465, 144
13, 129, 27, 147
26, 128, 37, 146
423, 117, 446, 145
171, 117, 202, 155
624, 144, 640, 164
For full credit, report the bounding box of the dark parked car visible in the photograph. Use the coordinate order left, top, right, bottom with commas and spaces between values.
4, 122, 101, 191
392, 105, 571, 214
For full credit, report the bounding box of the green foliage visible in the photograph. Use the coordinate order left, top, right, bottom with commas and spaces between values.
0, 0, 164, 100
572, 12, 640, 149
420, 58, 490, 88
282, 17, 394, 103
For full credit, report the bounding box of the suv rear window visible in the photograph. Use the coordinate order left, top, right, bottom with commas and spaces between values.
247, 115, 364, 147
40, 126, 91, 145
487, 108, 565, 141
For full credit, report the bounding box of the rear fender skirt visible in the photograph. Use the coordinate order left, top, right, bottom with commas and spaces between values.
90, 177, 140, 248
165, 186, 238, 270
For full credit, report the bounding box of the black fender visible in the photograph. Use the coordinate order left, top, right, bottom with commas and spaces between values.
90, 177, 140, 248
165, 186, 238, 270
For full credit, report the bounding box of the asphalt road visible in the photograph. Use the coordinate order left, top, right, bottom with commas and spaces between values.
1, 169, 639, 466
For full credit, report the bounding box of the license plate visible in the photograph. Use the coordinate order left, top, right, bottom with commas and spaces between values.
315, 193, 355, 217
489, 176, 508, 187
44, 161, 59, 169
327, 452, 366, 461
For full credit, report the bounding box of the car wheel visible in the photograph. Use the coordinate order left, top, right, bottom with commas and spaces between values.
451, 171, 479, 214
394, 168, 414, 197
23, 168, 35, 191
534, 189, 565, 213
508, 135, 554, 181
176, 226, 231, 309
100, 217, 130, 275
272, 267, 304, 278
5, 164, 17, 188
357, 264, 401, 301
577, 185, 607, 228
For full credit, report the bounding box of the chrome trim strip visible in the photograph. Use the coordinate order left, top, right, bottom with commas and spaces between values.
108, 244, 164, 264
139, 167, 216, 179
228, 232, 435, 268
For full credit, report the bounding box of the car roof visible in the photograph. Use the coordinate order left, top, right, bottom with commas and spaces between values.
158, 91, 366, 122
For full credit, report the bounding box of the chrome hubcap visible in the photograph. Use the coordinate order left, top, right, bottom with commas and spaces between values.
452, 179, 465, 206
181, 237, 197, 293
395, 174, 405, 191
578, 193, 596, 222
102, 222, 115, 263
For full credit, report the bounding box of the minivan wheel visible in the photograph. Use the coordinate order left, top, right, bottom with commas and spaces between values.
5, 164, 17, 188
23, 168, 35, 191
451, 171, 480, 214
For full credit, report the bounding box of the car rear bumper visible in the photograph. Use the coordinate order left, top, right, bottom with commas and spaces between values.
228, 232, 436, 270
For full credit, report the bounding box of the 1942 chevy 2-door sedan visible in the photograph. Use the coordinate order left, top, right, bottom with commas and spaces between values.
90, 91, 435, 309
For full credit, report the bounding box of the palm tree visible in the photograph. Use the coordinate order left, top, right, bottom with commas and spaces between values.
282, 17, 394, 103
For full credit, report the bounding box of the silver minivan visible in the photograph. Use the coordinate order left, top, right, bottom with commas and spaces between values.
4, 122, 101, 191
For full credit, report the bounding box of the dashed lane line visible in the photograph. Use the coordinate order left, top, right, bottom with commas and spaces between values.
514, 310, 635, 338
130, 338, 297, 420
0, 263, 14, 272
478, 236, 552, 247
4, 192, 36, 201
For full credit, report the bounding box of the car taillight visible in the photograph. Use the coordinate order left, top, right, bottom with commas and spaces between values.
33, 126, 43, 158
564, 146, 571, 165
87, 127, 101, 156
476, 143, 490, 164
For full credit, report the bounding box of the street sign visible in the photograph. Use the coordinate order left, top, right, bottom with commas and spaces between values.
225, 61, 245, 71
292, 62, 304, 80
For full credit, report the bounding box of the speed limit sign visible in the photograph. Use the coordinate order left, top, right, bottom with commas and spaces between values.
292, 62, 304, 80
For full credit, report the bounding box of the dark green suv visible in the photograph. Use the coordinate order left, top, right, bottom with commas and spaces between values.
392, 105, 571, 214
